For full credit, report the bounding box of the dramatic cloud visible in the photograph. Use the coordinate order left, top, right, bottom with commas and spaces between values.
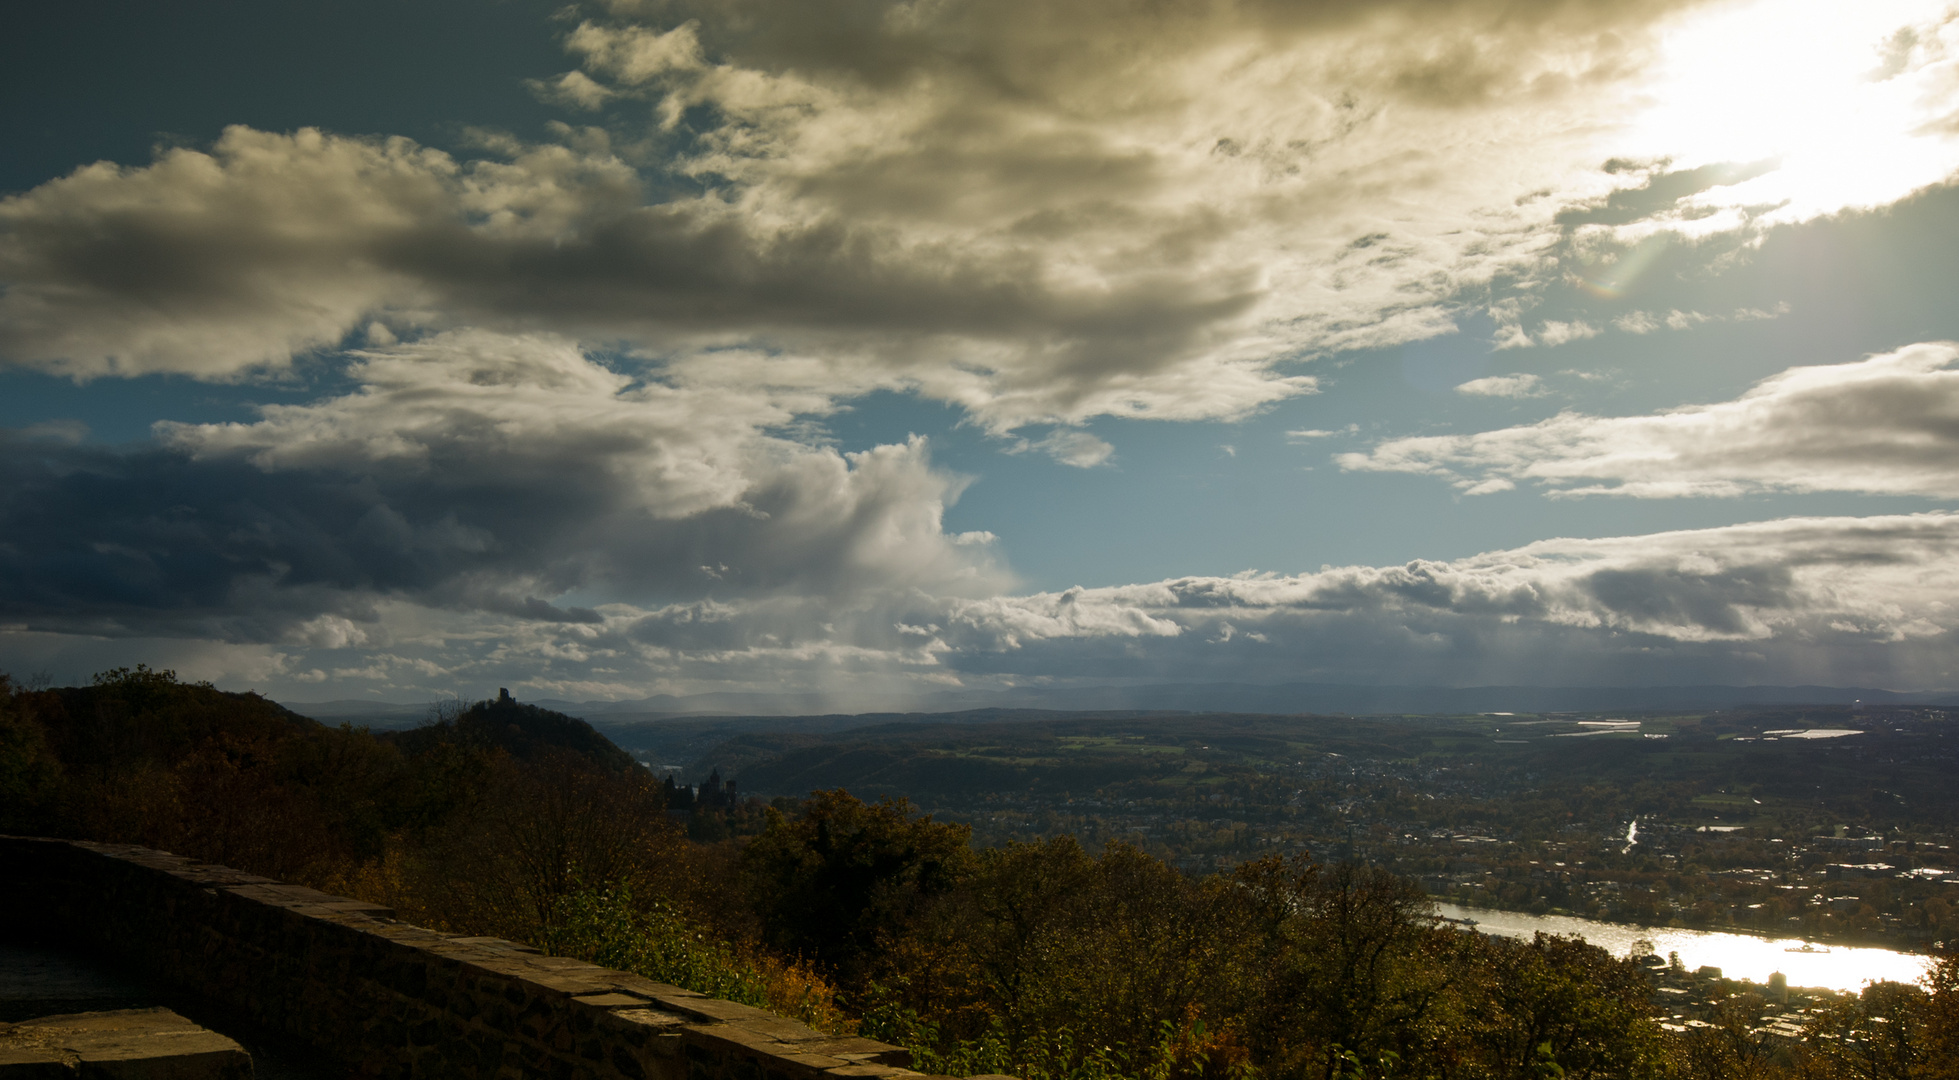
0, 331, 1006, 644
7, 0, 1959, 703
950, 512, 1959, 650
11, 425, 1959, 696
785, 510, 1959, 692
14, 328, 1958, 699
1592, 3, 1959, 234
1340, 342, 1959, 498
6, 1, 1952, 434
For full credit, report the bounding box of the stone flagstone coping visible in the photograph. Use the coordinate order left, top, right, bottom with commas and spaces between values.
1, 837, 1007, 1080
0, 1006, 252, 1079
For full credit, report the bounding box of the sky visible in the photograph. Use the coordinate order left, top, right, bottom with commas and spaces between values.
5, 0, 1959, 706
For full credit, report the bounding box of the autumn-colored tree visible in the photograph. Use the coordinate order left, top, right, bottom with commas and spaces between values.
1669, 993, 1780, 1080
741, 790, 974, 992
1795, 982, 1927, 1080
1469, 933, 1663, 1080
0, 675, 62, 832
1918, 954, 1959, 1080
403, 748, 680, 940
869, 836, 1261, 1080
1236, 856, 1469, 1080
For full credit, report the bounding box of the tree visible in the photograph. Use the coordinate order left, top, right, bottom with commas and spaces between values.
873, 836, 1262, 1080
0, 675, 62, 832
1237, 856, 1467, 1080
1797, 982, 1926, 1080
1470, 933, 1661, 1080
412, 748, 678, 941
741, 790, 974, 993
1919, 954, 1959, 1080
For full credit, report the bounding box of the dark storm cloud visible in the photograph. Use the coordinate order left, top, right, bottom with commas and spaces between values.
0, 332, 1005, 641
1579, 564, 1797, 638
0, 432, 661, 639
0, 438, 444, 638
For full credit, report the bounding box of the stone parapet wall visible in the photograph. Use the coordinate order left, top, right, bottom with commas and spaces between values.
1, 837, 972, 1080
0, 1007, 252, 1079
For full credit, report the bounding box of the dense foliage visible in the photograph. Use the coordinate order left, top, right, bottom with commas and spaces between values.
5, 671, 1959, 1080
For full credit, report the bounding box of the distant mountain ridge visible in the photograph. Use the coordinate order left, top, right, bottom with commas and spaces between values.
282, 681, 1959, 726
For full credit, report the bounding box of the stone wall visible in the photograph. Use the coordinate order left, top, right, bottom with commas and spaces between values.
2, 837, 994, 1080
1, 1007, 252, 1079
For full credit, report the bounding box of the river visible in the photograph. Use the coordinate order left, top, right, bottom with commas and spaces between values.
1433, 904, 1933, 993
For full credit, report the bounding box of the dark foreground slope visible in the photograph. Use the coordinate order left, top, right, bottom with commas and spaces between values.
0, 669, 650, 887
32, 666, 322, 767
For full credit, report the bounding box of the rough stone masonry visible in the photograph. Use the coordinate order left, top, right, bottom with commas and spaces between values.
0, 837, 1015, 1080
0, 1006, 251, 1079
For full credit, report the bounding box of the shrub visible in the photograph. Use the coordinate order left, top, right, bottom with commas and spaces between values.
542, 883, 853, 1035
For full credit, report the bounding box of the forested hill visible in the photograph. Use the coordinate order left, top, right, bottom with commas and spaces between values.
32, 665, 322, 766
0, 668, 647, 885
381, 689, 637, 775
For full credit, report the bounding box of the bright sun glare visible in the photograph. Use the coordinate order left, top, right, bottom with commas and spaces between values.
1623, 0, 1959, 231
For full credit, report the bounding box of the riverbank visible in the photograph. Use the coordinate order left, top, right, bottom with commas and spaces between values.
1432, 903, 1933, 992
1432, 893, 1942, 954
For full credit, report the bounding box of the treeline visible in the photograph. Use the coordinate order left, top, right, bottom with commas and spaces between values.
4, 670, 1959, 1080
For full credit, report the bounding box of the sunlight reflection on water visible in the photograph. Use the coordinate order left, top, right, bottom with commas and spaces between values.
1434, 904, 1932, 993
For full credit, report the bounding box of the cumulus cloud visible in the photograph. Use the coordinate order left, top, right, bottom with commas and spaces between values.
0, 331, 1008, 643
1455, 373, 1545, 398
0, 124, 1303, 429
10, 0, 1946, 431
17, 508, 1957, 702
813, 510, 1959, 691
22, 336, 1958, 700
9, 327, 1958, 699
953, 514, 1959, 646
529, 71, 617, 111
1340, 342, 1959, 498
918, 512, 1959, 691
1613, 311, 1662, 334
0, 128, 642, 379
24, 328, 1959, 700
